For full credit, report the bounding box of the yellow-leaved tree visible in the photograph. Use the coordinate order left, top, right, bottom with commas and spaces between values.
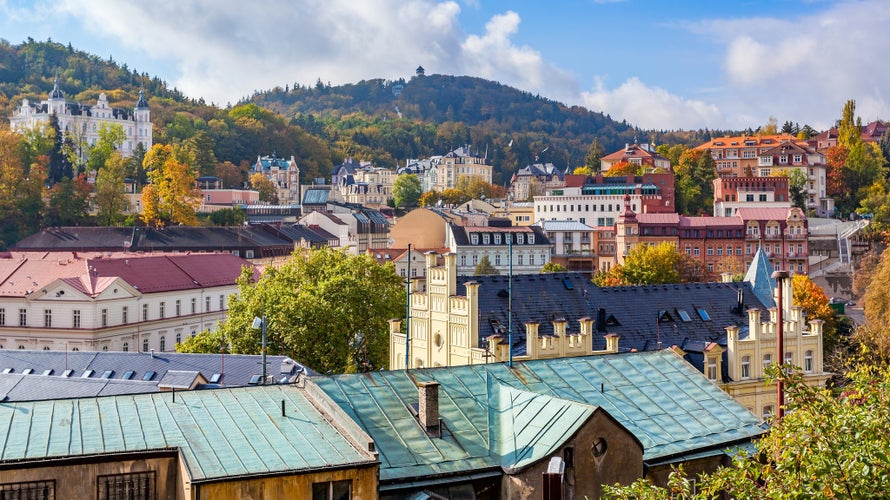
140, 144, 201, 227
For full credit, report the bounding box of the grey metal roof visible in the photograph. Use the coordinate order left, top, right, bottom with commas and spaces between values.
302, 188, 330, 205
0, 385, 376, 482
314, 350, 764, 484
0, 350, 310, 401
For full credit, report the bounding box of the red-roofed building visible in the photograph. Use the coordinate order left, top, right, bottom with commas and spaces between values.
600, 143, 672, 172
0, 252, 254, 353
615, 197, 808, 279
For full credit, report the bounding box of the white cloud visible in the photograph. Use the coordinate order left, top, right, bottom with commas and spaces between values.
580, 77, 723, 130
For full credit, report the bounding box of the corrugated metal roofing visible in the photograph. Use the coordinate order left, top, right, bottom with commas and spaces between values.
313, 351, 764, 483
0, 385, 374, 482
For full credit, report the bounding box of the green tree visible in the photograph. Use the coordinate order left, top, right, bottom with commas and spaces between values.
249, 172, 279, 204
474, 255, 499, 275
758, 115, 778, 135
674, 149, 716, 215
620, 241, 683, 285
46, 175, 91, 226
209, 248, 405, 373
208, 207, 246, 226
85, 123, 125, 174
792, 274, 838, 349
94, 151, 129, 225
175, 329, 227, 354
838, 99, 862, 149
572, 166, 594, 176
584, 138, 604, 171
541, 262, 567, 273
393, 173, 422, 208
775, 168, 807, 209
604, 365, 890, 499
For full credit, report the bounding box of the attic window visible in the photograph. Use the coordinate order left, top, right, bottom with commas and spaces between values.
81, 370, 94, 378
209, 373, 222, 384
677, 309, 692, 322
142, 371, 156, 381
248, 374, 262, 385
101, 370, 114, 379
42, 369, 53, 376
21, 368, 33, 375
122, 371, 135, 380
697, 308, 712, 321
62, 369, 73, 377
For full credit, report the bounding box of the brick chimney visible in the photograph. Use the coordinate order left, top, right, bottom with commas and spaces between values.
418, 381, 440, 437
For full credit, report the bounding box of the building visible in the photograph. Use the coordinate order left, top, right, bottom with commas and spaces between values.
435, 146, 493, 190
713, 176, 790, 217
0, 252, 255, 353
321, 351, 765, 497
445, 224, 551, 275
509, 162, 566, 201
333, 159, 396, 208
389, 207, 465, 249
600, 142, 671, 172
251, 154, 301, 203
533, 173, 676, 229
297, 205, 390, 255
614, 196, 809, 277
389, 249, 828, 419
0, 350, 310, 401
399, 157, 442, 193
9, 77, 152, 158
0, 385, 379, 499
696, 133, 802, 178
535, 219, 597, 272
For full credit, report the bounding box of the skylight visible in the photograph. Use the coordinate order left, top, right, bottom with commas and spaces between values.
42, 369, 53, 376
122, 371, 135, 380
248, 374, 262, 385
81, 370, 93, 378
1, 368, 12, 374
62, 369, 73, 378
209, 373, 222, 384
101, 370, 114, 379
21, 368, 33, 375
697, 308, 712, 321
142, 371, 156, 381
677, 309, 692, 322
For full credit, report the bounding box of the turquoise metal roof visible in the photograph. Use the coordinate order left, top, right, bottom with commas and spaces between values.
314, 350, 765, 483
0, 385, 374, 482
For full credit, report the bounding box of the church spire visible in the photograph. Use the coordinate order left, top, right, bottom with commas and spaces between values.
50, 71, 64, 99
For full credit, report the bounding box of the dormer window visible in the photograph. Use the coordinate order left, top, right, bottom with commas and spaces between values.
528, 234, 535, 244
494, 234, 501, 245
471, 234, 479, 245
517, 233, 525, 244
482, 234, 490, 245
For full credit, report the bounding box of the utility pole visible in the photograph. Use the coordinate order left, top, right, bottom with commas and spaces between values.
404, 244, 411, 370
772, 270, 789, 419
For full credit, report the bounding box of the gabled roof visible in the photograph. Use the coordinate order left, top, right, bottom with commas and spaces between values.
736, 207, 799, 222
313, 351, 763, 484
0, 385, 376, 482
458, 273, 766, 355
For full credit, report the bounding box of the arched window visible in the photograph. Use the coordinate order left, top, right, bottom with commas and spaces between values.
43, 346, 50, 351
159, 336, 166, 352
123, 342, 129, 352
102, 346, 108, 351
143, 339, 149, 352
762, 405, 774, 420
175, 333, 182, 345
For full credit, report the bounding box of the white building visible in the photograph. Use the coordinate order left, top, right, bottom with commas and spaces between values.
0, 252, 252, 353
445, 224, 551, 275
9, 77, 152, 157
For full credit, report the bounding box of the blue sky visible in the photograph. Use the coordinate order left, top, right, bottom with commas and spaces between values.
2, 0, 888, 131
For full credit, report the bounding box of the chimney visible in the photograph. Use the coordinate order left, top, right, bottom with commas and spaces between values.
596, 308, 607, 332
418, 381, 440, 437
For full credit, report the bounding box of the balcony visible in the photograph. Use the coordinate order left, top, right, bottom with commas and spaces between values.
745, 233, 760, 240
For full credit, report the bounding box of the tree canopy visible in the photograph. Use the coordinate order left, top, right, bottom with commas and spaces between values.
474, 255, 498, 275
183, 248, 405, 373
393, 173, 422, 208
593, 242, 701, 286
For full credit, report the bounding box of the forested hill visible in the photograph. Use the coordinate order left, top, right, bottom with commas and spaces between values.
1, 40, 722, 186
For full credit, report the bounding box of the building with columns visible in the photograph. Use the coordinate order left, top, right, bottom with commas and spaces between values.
9, 77, 152, 157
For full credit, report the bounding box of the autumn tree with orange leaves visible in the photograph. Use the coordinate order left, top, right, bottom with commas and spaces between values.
140, 144, 201, 227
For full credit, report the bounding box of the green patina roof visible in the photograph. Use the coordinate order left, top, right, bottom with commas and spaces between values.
0, 385, 374, 482
314, 350, 765, 483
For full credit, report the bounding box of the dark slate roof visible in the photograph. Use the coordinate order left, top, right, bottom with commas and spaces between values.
0, 350, 311, 401
458, 273, 767, 356
12, 226, 294, 254
448, 224, 549, 247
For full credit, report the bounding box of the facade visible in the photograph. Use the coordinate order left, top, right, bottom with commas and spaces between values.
399, 156, 442, 193
251, 154, 300, 203
509, 162, 566, 201
389, 207, 465, 249
696, 133, 802, 178
435, 146, 493, 190
334, 160, 396, 208
615, 197, 809, 277
534, 173, 676, 229
198, 188, 260, 212
445, 224, 551, 275
0, 252, 254, 353
0, 385, 379, 499
535, 219, 597, 272
9, 78, 152, 157
600, 142, 671, 172
298, 206, 390, 255
713, 176, 790, 217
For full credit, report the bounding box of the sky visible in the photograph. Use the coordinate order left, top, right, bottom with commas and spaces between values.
1, 0, 888, 132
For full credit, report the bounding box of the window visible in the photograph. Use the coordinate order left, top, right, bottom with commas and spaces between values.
471, 234, 479, 245
762, 405, 774, 420
0, 480, 55, 499
693, 247, 700, 256
518, 254, 524, 266
73, 310, 81, 328
122, 371, 135, 380
175, 300, 181, 316
697, 308, 711, 321
784, 351, 793, 366
159, 302, 165, 319
176, 333, 182, 345
122, 306, 128, 324
517, 233, 525, 244
676, 309, 692, 322
143, 371, 156, 381
741, 355, 751, 379
219, 295, 225, 309
19, 308, 26, 327
142, 304, 149, 321
804, 350, 814, 372
482, 234, 490, 245
494, 234, 501, 245
528, 234, 535, 244
191, 298, 196, 314
159, 336, 166, 352
763, 353, 773, 370
123, 342, 129, 352
707, 357, 717, 381
312, 480, 352, 500
142, 338, 149, 352
707, 247, 714, 256
101, 308, 108, 327
205, 296, 211, 312
98, 471, 155, 500
44, 309, 52, 328
0, 308, 4, 326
